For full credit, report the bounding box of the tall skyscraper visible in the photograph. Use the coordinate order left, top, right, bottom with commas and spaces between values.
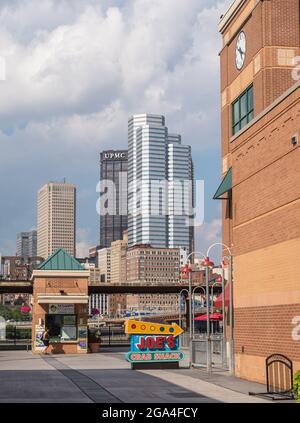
128, 114, 194, 253
16, 230, 37, 257
37, 181, 76, 259
99, 150, 128, 248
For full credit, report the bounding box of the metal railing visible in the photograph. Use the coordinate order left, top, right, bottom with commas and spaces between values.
191, 334, 226, 369
0, 325, 32, 350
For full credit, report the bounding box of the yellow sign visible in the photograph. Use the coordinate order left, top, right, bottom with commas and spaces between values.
125, 320, 183, 337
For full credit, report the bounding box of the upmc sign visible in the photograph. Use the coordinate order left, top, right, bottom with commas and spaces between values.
102, 151, 127, 161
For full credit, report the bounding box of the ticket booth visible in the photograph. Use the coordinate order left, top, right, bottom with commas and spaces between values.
31, 249, 90, 354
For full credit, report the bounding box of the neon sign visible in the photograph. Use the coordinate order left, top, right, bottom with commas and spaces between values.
125, 320, 185, 365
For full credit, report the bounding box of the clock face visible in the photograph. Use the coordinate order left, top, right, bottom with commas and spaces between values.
236, 31, 246, 70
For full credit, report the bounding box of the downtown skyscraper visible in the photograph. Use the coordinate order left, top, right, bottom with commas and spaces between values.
16, 230, 37, 257
37, 181, 76, 259
99, 150, 128, 248
128, 114, 194, 253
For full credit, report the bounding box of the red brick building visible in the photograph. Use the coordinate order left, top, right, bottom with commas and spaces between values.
217, 0, 300, 382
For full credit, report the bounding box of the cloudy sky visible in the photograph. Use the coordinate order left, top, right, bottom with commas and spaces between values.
0, 0, 232, 260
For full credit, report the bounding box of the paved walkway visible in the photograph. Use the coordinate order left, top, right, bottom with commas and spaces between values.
0, 350, 271, 403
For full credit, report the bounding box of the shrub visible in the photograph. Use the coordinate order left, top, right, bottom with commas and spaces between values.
293, 371, 300, 403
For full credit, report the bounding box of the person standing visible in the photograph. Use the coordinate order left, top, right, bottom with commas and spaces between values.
41, 328, 50, 354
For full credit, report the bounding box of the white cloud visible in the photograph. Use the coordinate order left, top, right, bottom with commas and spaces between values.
0, 0, 231, 152
195, 218, 222, 260
0, 0, 232, 254
76, 227, 93, 258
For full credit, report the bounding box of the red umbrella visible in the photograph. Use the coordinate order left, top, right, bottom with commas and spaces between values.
194, 313, 223, 321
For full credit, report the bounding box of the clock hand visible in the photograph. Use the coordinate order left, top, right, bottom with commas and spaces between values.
238, 47, 244, 57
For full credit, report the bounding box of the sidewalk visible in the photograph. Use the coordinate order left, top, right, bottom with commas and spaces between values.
103, 348, 291, 403
0, 349, 288, 403
100, 349, 271, 403
139, 368, 269, 403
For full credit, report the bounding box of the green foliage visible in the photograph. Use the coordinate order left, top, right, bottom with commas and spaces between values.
6, 325, 32, 340
294, 371, 300, 403
0, 305, 31, 322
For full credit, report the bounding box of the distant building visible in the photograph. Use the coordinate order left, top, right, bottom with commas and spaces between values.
0, 255, 43, 280
98, 248, 111, 283
128, 114, 194, 254
37, 181, 76, 259
126, 244, 181, 313
16, 230, 37, 257
77, 248, 109, 317
0, 255, 43, 306
110, 231, 128, 285
99, 150, 128, 248
126, 244, 180, 285
109, 231, 128, 316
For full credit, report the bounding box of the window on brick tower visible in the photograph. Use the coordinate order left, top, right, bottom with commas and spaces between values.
232, 85, 254, 135
225, 189, 232, 220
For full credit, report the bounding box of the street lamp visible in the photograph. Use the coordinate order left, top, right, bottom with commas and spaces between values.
181, 264, 193, 367
200, 256, 215, 374
210, 278, 222, 335
220, 262, 227, 368
178, 288, 189, 331
206, 243, 234, 375
221, 254, 234, 373
181, 251, 206, 368
192, 286, 206, 339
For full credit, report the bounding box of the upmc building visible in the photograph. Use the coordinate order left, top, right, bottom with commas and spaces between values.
217, 0, 300, 383
100, 150, 128, 248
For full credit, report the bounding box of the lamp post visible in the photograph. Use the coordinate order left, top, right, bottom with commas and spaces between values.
181, 251, 206, 368
178, 288, 189, 331
210, 278, 222, 335
207, 243, 233, 375
200, 256, 215, 374
220, 263, 227, 368
192, 286, 206, 339
181, 264, 193, 367
228, 254, 234, 374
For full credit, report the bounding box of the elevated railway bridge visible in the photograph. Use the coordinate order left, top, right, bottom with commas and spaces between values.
0, 278, 221, 295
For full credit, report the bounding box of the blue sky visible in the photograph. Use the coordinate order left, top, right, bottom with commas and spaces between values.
0, 0, 232, 260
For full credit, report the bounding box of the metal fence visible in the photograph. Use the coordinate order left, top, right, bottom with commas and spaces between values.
99, 324, 130, 346
191, 334, 226, 369
0, 325, 32, 350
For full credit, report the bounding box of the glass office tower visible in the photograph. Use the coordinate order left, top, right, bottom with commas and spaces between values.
99, 150, 128, 248
128, 114, 194, 253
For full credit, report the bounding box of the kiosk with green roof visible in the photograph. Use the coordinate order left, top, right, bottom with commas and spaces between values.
31, 249, 90, 354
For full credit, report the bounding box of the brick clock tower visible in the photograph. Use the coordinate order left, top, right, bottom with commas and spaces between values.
217, 0, 300, 383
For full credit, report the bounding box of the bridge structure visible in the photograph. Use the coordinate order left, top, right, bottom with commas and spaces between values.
0, 280, 222, 295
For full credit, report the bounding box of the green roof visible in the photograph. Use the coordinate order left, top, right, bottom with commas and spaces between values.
38, 249, 84, 271
213, 167, 232, 200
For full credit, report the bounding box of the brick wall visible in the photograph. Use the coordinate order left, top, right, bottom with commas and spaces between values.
234, 304, 300, 360
219, 0, 300, 382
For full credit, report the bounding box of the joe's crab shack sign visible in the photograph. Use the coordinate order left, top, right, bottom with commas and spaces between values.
125, 320, 185, 367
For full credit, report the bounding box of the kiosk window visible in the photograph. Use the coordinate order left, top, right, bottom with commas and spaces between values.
46, 314, 77, 342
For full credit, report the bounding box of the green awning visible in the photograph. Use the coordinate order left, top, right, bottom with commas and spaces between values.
213, 167, 232, 200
